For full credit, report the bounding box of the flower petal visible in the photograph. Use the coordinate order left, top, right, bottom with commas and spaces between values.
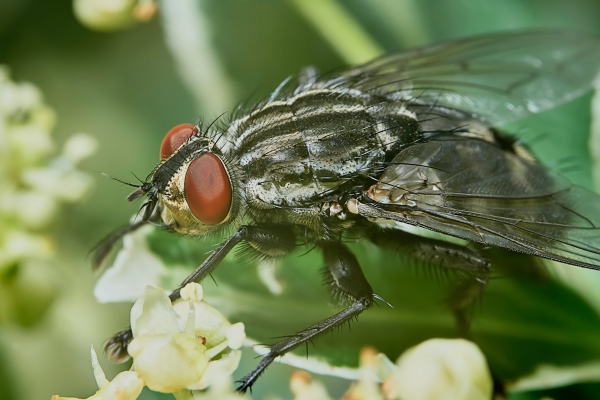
94, 226, 173, 303
172, 298, 231, 348
98, 371, 144, 400
129, 332, 209, 393
90, 346, 109, 388
225, 323, 246, 350
187, 350, 242, 391
130, 286, 183, 337
51, 368, 143, 400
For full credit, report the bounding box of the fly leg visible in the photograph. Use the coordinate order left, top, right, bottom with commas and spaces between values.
369, 228, 507, 397
104, 224, 296, 363
91, 220, 148, 270
446, 273, 487, 339
168, 224, 296, 301
236, 241, 374, 392
92, 204, 164, 270
368, 227, 490, 338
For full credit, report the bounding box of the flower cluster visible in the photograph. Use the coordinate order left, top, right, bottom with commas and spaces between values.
53, 283, 248, 400
54, 281, 492, 400
0, 66, 96, 326
86, 220, 493, 400
291, 339, 493, 400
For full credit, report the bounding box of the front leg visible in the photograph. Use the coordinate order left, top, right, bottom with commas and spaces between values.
170, 224, 295, 301
104, 224, 296, 363
237, 241, 374, 392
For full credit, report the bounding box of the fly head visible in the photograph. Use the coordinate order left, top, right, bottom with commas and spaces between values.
144, 123, 238, 236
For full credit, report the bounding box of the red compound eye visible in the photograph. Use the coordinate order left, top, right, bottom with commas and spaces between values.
160, 123, 198, 160
185, 153, 232, 225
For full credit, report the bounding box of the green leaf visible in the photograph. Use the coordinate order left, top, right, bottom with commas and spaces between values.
138, 386, 173, 400
0, 341, 17, 400
144, 228, 600, 385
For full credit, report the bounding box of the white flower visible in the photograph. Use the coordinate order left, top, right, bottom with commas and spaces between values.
8, 125, 55, 163
63, 133, 99, 164
51, 347, 144, 400
94, 224, 189, 303
12, 190, 59, 229
53, 284, 245, 399
127, 283, 246, 393
0, 80, 42, 116
382, 338, 493, 400
22, 167, 94, 204
0, 229, 53, 271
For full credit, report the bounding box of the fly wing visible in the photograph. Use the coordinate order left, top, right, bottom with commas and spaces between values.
362, 137, 600, 269
329, 31, 600, 126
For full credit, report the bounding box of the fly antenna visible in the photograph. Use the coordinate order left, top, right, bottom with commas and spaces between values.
98, 171, 139, 188
131, 172, 146, 184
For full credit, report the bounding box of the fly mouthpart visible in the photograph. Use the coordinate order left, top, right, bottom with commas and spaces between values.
127, 182, 154, 202
140, 196, 158, 222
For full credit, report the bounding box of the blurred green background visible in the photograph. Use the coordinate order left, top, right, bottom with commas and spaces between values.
1, 0, 600, 399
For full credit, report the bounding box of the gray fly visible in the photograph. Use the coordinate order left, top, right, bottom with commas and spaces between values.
95, 31, 600, 392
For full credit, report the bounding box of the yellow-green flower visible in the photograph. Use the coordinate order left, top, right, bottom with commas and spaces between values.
0, 66, 96, 326
128, 283, 246, 393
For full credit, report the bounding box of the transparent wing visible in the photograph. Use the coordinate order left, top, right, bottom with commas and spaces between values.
328, 31, 600, 126
364, 136, 600, 269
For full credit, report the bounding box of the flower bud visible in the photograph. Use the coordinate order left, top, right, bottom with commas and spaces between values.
382, 338, 492, 400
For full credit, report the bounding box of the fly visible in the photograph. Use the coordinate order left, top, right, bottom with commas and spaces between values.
95, 30, 600, 392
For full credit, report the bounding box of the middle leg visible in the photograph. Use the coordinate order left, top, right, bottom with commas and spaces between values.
236, 241, 375, 392
368, 226, 491, 338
